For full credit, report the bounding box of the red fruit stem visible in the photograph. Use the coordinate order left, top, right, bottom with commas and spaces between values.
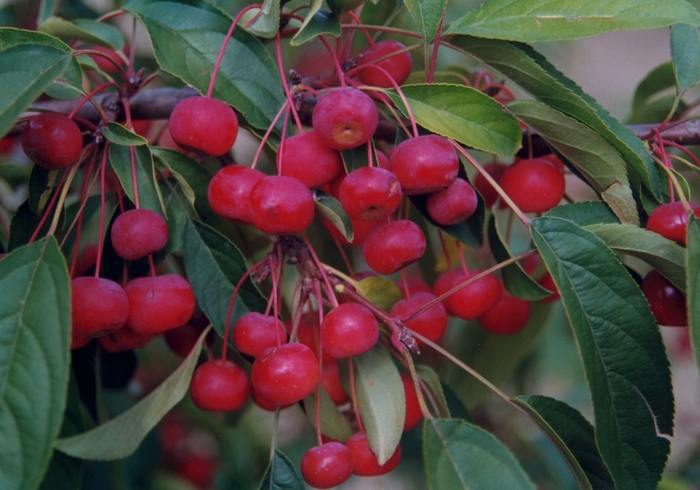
276, 105, 292, 175
401, 349, 433, 420
661, 138, 700, 167
474, 71, 492, 88
455, 239, 469, 275
75, 49, 128, 81
301, 235, 340, 308
148, 255, 157, 277
68, 81, 118, 124
126, 18, 137, 82
480, 83, 516, 101
327, 232, 355, 276
453, 141, 531, 225
251, 100, 290, 170
221, 261, 261, 360
437, 230, 453, 269
399, 270, 411, 300
346, 10, 375, 47
318, 35, 347, 89
313, 281, 325, 447
94, 145, 110, 278
128, 145, 141, 209
653, 128, 675, 202
27, 170, 70, 245
426, 15, 445, 84
269, 254, 284, 347
96, 9, 126, 23
275, 32, 304, 133
348, 356, 366, 435
653, 157, 695, 214
206, 4, 260, 99
64, 153, 99, 275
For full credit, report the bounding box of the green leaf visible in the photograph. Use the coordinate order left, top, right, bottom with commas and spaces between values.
340, 346, 404, 465
28, 164, 56, 215
302, 387, 354, 442
585, 223, 686, 293
43, 55, 83, 101
360, 0, 399, 26
423, 419, 535, 490
182, 219, 266, 339
38, 0, 56, 25
513, 395, 613, 490
531, 217, 673, 489
291, 8, 341, 46
103, 122, 148, 146
507, 99, 638, 225
314, 190, 353, 242
544, 201, 619, 226
632, 62, 677, 114
386, 84, 522, 156
40, 17, 125, 49
671, 24, 700, 92
0, 29, 72, 138
257, 449, 304, 490
108, 144, 165, 214
415, 365, 450, 419
445, 0, 700, 42
125, 0, 285, 130
242, 0, 280, 39
688, 215, 700, 378
354, 276, 403, 312
0, 237, 71, 490
55, 327, 210, 459
404, 0, 448, 43
454, 36, 660, 199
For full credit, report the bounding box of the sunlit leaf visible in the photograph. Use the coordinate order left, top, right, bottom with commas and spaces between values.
54, 327, 210, 459
404, 0, 448, 43
242, 0, 280, 39
0, 237, 71, 490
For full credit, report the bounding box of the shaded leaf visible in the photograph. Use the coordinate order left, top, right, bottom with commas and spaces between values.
409, 189, 485, 248
40, 17, 125, 49
507, 99, 638, 224
339, 346, 404, 465
671, 24, 700, 92
0, 237, 71, 490
303, 387, 353, 442
0, 29, 72, 138
360, 0, 399, 26
386, 84, 522, 156
513, 395, 613, 490
313, 190, 353, 242
291, 9, 341, 46
258, 449, 304, 490
108, 144, 165, 214
404, 0, 448, 43
125, 0, 285, 130
631, 62, 677, 114
454, 36, 660, 199
28, 164, 56, 215
585, 223, 686, 292
55, 327, 210, 459
415, 365, 450, 419
182, 219, 266, 339
103, 122, 148, 146
43, 55, 82, 101
531, 217, 673, 489
446, 0, 700, 42
688, 216, 700, 378
243, 0, 280, 39
38, 0, 56, 25
543, 201, 619, 226
423, 418, 535, 489
354, 276, 403, 312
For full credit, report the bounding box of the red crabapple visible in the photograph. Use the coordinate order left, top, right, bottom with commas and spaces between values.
389, 135, 459, 195
22, 113, 83, 170
301, 442, 354, 489
312, 88, 378, 150
640, 270, 687, 327
125, 274, 196, 335
208, 165, 265, 224
71, 276, 129, 338
346, 432, 402, 476
111, 209, 169, 261
390, 291, 447, 343
358, 40, 413, 88
339, 166, 402, 221
477, 288, 531, 335
233, 312, 287, 357
251, 343, 319, 406
321, 303, 379, 358
499, 157, 565, 213
363, 220, 426, 275
169, 96, 239, 157
646, 201, 700, 246
190, 359, 250, 411
426, 177, 479, 226
249, 175, 315, 235
445, 270, 502, 320
278, 130, 343, 188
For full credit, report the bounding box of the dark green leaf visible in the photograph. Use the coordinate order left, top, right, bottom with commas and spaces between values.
671, 24, 700, 92
291, 9, 341, 46
404, 0, 448, 43
182, 219, 266, 339
44, 55, 83, 101
108, 144, 165, 213
314, 190, 353, 242
159, 179, 189, 255
627, 94, 685, 125
454, 36, 660, 199
0, 237, 71, 490
688, 215, 700, 379
409, 190, 485, 248
543, 201, 619, 226
0, 29, 72, 138
55, 327, 210, 459
326, 0, 366, 16
103, 122, 148, 146
360, 0, 399, 26
386, 84, 522, 155
531, 217, 673, 489
125, 0, 285, 130
445, 0, 700, 42
441, 382, 472, 422
339, 346, 404, 465
585, 223, 686, 292
513, 395, 613, 490
631, 62, 677, 114
423, 418, 535, 489
28, 164, 56, 215
242, 0, 280, 39
38, 0, 56, 25
257, 449, 304, 490
40, 17, 125, 49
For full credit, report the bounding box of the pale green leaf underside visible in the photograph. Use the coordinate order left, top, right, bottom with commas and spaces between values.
404, 0, 448, 43
671, 24, 700, 92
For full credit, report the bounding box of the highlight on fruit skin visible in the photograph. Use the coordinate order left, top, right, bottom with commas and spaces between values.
168, 96, 239, 156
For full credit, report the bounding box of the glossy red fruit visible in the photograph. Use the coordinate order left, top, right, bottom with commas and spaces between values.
251, 343, 319, 406
164, 322, 211, 358
646, 201, 700, 246
71, 276, 129, 338
477, 288, 531, 335
98, 325, 152, 352
390, 291, 447, 343
321, 303, 379, 358
397, 277, 432, 297
208, 165, 265, 224
446, 270, 502, 321
292, 312, 335, 364
346, 432, 402, 476
339, 166, 402, 221
400, 373, 423, 432
320, 215, 383, 247
249, 175, 315, 235
321, 363, 348, 404
190, 359, 250, 411
358, 40, 413, 88
22, 113, 83, 170
301, 442, 354, 489
473, 162, 508, 208
251, 388, 293, 411
125, 274, 196, 335
389, 135, 459, 195
499, 157, 565, 213
363, 220, 426, 275
312, 88, 378, 150
233, 312, 287, 357
640, 270, 687, 327
432, 268, 463, 316
279, 130, 343, 188
426, 177, 479, 226
111, 209, 169, 261
169, 96, 238, 156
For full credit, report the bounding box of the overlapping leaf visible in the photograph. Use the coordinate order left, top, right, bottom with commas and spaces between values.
688, 216, 700, 376
258, 450, 304, 490
404, 0, 448, 43
671, 24, 700, 92
108, 143, 165, 214
40, 17, 125, 49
